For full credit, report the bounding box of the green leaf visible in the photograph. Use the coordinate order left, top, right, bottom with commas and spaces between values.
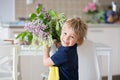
16, 31, 33, 43
48, 10, 55, 16
16, 32, 22, 39
16, 31, 26, 41
36, 5, 42, 14
56, 22, 60, 31
48, 10, 58, 19
27, 32, 33, 43
43, 18, 49, 25
29, 13, 37, 22
48, 21, 53, 31
39, 13, 44, 20
21, 32, 27, 41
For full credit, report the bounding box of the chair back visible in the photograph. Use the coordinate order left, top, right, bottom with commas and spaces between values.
77, 39, 101, 80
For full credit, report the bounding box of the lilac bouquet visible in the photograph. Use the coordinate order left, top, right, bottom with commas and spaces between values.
16, 4, 66, 47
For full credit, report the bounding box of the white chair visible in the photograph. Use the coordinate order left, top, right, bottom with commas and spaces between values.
0, 45, 21, 80
77, 39, 101, 80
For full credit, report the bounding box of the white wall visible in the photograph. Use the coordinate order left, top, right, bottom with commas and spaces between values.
0, 0, 15, 22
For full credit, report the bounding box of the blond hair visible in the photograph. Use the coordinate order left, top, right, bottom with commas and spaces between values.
64, 17, 88, 45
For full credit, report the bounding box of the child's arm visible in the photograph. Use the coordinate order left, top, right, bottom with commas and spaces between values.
43, 45, 55, 66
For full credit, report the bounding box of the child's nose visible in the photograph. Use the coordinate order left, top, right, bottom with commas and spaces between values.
64, 36, 70, 41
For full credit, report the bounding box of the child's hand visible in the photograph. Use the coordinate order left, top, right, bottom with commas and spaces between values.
54, 41, 61, 48
44, 45, 51, 54
43, 45, 55, 66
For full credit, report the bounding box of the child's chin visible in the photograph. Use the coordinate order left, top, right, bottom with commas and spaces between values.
62, 44, 68, 47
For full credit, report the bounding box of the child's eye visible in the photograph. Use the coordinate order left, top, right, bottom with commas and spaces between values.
70, 36, 74, 39
63, 32, 67, 35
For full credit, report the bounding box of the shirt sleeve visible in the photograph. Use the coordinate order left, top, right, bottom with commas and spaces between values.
51, 47, 69, 66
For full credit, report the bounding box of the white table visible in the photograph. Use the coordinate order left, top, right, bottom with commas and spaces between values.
96, 43, 112, 80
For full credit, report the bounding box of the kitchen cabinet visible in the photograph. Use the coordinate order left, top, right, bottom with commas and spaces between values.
87, 24, 120, 76
0, 24, 24, 40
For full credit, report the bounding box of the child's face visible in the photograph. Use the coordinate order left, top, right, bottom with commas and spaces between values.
60, 24, 78, 47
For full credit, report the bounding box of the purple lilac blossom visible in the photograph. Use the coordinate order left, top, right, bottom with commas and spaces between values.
24, 19, 49, 40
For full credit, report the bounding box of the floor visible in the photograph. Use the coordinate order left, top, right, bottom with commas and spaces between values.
102, 75, 120, 80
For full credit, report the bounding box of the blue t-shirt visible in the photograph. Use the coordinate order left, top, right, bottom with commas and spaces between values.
51, 44, 78, 80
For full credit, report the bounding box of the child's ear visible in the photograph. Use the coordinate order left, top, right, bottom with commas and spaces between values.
77, 38, 83, 45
